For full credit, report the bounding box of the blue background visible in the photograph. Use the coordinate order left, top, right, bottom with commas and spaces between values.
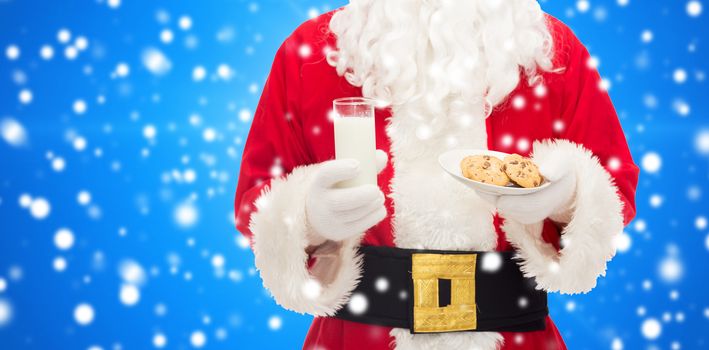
1, 0, 708, 349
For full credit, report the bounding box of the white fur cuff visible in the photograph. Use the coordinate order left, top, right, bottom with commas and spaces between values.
250, 164, 364, 316
391, 328, 503, 350
503, 140, 625, 294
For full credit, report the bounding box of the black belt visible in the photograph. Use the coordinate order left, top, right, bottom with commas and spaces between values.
333, 245, 548, 334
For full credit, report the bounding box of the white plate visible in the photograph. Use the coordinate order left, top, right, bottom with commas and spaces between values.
438, 149, 550, 196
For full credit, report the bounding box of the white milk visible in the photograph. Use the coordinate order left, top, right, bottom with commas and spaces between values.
334, 116, 377, 188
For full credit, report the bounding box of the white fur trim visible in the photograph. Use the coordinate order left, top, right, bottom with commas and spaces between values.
250, 164, 364, 316
391, 328, 503, 350
387, 105, 498, 252
386, 91, 501, 349
502, 140, 624, 294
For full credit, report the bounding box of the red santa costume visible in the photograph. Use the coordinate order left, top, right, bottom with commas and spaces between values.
234, 1, 639, 349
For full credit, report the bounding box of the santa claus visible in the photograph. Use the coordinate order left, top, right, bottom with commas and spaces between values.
234, 0, 639, 349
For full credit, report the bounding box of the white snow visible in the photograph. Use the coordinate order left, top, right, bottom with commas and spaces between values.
518, 297, 529, 308
0, 299, 12, 327
115, 62, 130, 77
175, 202, 198, 228
142, 48, 172, 75
634, 219, 646, 232
659, 256, 683, 283
184, 169, 197, 183
599, 78, 612, 91
1, 118, 28, 146
53, 257, 67, 272
481, 253, 503, 272
153, 333, 167, 348
5, 45, 20, 60
607, 157, 621, 171
534, 84, 548, 97
298, 44, 312, 58
511, 95, 526, 110
77, 191, 91, 205
19, 194, 32, 208
119, 284, 140, 306
18, 89, 33, 104
160, 29, 174, 44
673, 68, 688, 84
179, 16, 193, 30
239, 108, 252, 123
577, 0, 590, 13
217, 64, 233, 80
347, 293, 368, 315
119, 260, 147, 286
73, 99, 87, 115
673, 99, 691, 116
73, 136, 87, 151
202, 128, 216, 142
375, 277, 389, 292
565, 301, 576, 312
57, 29, 71, 43
143, 124, 157, 139
697, 216, 708, 230
75, 36, 89, 51
641, 152, 662, 174
301, 279, 322, 300
40, 45, 54, 60
268, 316, 282, 330
695, 130, 709, 155
74, 303, 95, 325
190, 330, 206, 348
308, 8, 320, 19
30, 197, 51, 219
641, 318, 662, 340
211, 254, 225, 268
54, 228, 75, 250
236, 235, 250, 249
649, 194, 663, 208
65, 46, 78, 60
611, 337, 624, 350
516, 138, 530, 152
192, 66, 206, 81
52, 157, 66, 172
641, 30, 653, 43
155, 303, 167, 317
687, 1, 703, 17
614, 232, 632, 253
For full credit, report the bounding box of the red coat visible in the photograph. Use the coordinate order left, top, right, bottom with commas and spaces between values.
235, 11, 638, 350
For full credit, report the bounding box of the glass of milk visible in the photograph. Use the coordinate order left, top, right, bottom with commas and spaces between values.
333, 97, 377, 188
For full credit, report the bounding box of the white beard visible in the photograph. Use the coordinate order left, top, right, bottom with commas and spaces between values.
328, 0, 553, 129
327, 2, 554, 349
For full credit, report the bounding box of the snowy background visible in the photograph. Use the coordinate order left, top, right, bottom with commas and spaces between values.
0, 0, 708, 349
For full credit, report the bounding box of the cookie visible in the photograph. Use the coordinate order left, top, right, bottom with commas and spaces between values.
503, 154, 543, 188
460, 155, 510, 186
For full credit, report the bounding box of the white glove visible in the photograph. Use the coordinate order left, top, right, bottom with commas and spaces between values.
305, 150, 388, 244
479, 153, 577, 225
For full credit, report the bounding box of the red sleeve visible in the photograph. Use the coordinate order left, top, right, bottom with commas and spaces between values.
553, 21, 639, 226
234, 38, 312, 240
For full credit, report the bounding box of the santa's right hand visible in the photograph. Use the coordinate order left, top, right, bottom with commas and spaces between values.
305, 159, 387, 243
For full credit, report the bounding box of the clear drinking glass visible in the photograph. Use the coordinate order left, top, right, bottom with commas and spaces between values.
333, 97, 378, 188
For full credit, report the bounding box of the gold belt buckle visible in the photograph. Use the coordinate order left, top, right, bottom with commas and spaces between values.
411, 253, 477, 333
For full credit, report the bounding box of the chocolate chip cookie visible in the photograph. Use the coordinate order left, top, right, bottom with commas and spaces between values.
503, 154, 543, 188
460, 155, 511, 186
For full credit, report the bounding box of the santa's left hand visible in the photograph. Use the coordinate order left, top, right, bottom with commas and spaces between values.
478, 154, 577, 225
